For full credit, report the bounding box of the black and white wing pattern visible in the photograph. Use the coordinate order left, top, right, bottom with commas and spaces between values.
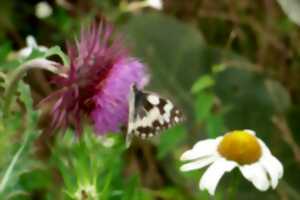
126, 84, 184, 147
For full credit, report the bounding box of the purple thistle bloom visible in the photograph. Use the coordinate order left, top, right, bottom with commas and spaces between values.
44, 22, 149, 136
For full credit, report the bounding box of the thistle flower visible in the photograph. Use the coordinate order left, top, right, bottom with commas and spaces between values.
180, 130, 283, 195
43, 22, 148, 135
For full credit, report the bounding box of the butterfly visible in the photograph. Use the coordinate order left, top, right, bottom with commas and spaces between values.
126, 84, 184, 147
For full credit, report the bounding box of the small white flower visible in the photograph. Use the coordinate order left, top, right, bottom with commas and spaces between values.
146, 0, 163, 10
35, 1, 53, 19
180, 130, 283, 195
18, 36, 48, 59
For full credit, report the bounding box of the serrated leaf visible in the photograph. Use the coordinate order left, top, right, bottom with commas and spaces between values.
0, 81, 39, 197
45, 46, 69, 66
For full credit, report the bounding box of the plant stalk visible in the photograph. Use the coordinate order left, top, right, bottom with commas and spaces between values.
2, 58, 59, 117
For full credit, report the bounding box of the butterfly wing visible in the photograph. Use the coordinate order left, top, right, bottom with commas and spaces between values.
126, 85, 184, 147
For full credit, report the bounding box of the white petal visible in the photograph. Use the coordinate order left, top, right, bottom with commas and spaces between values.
257, 138, 284, 188
199, 158, 236, 195
260, 154, 284, 189
180, 156, 217, 172
193, 137, 223, 150
244, 129, 256, 136
258, 139, 272, 155
240, 163, 270, 191
180, 138, 221, 161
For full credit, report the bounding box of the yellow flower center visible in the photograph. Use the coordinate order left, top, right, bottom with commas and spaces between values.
217, 130, 262, 165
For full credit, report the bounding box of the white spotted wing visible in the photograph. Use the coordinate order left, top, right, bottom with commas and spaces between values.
126, 84, 184, 147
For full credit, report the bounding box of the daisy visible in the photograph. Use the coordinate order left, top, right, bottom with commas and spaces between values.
42, 22, 149, 135
180, 130, 283, 195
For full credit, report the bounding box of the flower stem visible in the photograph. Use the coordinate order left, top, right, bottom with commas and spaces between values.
2, 58, 58, 117
0, 129, 30, 193
227, 170, 239, 200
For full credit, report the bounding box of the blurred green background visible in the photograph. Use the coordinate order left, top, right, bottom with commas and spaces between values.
0, 0, 300, 199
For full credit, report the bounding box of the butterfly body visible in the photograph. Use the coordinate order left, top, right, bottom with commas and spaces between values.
126, 85, 184, 147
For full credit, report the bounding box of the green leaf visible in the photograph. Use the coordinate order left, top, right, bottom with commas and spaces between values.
212, 63, 227, 74
19, 169, 52, 191
158, 126, 186, 159
191, 75, 215, 93
52, 130, 129, 200
18, 81, 33, 112
0, 41, 12, 63
265, 79, 291, 113
101, 170, 113, 200
124, 13, 206, 89
0, 81, 39, 198
194, 92, 214, 121
122, 175, 139, 200
155, 187, 188, 200
45, 46, 69, 66
206, 115, 225, 138
0, 60, 21, 70
214, 67, 275, 135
